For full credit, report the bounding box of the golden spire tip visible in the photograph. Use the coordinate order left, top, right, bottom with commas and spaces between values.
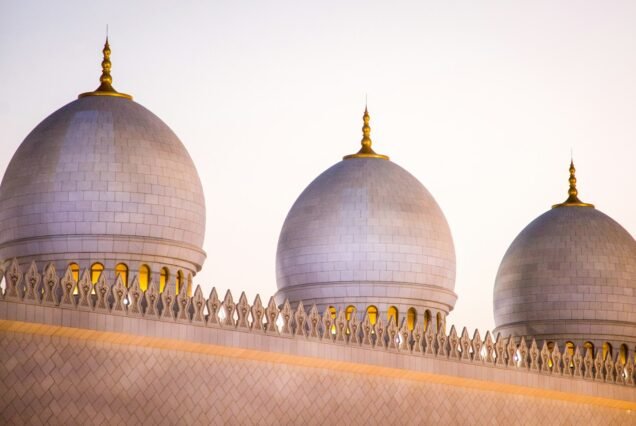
78, 35, 132, 100
552, 158, 594, 208
343, 106, 389, 160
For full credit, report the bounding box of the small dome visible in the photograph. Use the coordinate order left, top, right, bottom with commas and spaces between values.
0, 41, 206, 279
275, 109, 456, 318
493, 163, 636, 346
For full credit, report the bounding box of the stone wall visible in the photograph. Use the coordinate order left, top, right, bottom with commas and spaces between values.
0, 259, 635, 424
0, 319, 634, 425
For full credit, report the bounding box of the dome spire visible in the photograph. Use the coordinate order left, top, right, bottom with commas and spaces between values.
552, 159, 594, 208
343, 106, 389, 160
79, 36, 133, 100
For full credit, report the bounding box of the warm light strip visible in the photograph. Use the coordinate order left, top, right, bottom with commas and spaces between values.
0, 319, 633, 411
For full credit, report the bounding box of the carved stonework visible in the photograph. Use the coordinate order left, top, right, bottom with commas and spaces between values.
279, 299, 293, 336
424, 322, 435, 355
494, 334, 506, 367
506, 336, 517, 368
593, 350, 604, 381
111, 275, 128, 315
471, 330, 482, 363
251, 295, 265, 332
176, 283, 190, 323
349, 310, 360, 345
5, 259, 23, 301
562, 348, 573, 377
517, 337, 528, 369
236, 292, 250, 329
23, 261, 41, 303
604, 352, 614, 383
206, 288, 221, 327
583, 347, 594, 379
42, 263, 59, 306
77, 269, 94, 311
294, 301, 307, 338
572, 347, 583, 378
614, 357, 625, 385
552, 343, 563, 375
322, 309, 334, 341
335, 310, 347, 344
386, 316, 399, 351
374, 317, 386, 350
307, 304, 321, 339
483, 331, 494, 364
436, 328, 448, 357
190, 285, 206, 325
459, 327, 471, 361
625, 358, 635, 386
160, 286, 176, 320
540, 341, 551, 373
448, 326, 460, 360
145, 281, 160, 319
59, 266, 76, 308
412, 324, 423, 353
361, 313, 373, 346
94, 274, 110, 312
127, 276, 143, 317
221, 290, 236, 328
265, 297, 279, 334
398, 320, 410, 352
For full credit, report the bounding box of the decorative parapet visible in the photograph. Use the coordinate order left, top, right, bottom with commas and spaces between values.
0, 259, 634, 388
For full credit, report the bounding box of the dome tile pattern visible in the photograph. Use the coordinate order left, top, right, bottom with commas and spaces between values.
276, 157, 456, 315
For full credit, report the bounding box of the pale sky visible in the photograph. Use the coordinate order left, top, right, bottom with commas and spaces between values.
2, 1, 635, 332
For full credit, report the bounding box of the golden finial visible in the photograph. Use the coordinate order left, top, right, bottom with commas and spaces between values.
79, 36, 132, 100
343, 107, 389, 160
552, 159, 594, 208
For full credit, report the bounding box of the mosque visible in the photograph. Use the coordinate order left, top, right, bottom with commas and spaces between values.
0, 39, 634, 424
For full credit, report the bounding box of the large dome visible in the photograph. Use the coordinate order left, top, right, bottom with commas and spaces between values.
275, 109, 456, 325
0, 41, 206, 283
494, 163, 636, 347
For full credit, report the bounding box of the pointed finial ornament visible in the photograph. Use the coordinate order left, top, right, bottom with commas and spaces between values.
79, 37, 132, 100
343, 107, 389, 160
552, 159, 594, 208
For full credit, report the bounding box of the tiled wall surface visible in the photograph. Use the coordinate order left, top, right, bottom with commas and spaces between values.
0, 325, 633, 425
494, 206, 636, 345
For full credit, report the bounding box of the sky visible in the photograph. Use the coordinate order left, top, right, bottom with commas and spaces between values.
1, 1, 636, 333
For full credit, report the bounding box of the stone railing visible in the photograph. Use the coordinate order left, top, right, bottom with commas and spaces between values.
0, 258, 634, 388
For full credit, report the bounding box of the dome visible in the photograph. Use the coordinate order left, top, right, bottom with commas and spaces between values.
275, 109, 456, 322
0, 40, 206, 281
493, 162, 636, 347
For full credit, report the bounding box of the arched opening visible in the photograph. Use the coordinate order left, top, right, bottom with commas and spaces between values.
329, 306, 336, 335
159, 267, 169, 293
436, 312, 444, 333
583, 341, 594, 357
115, 263, 128, 287
423, 310, 431, 332
619, 344, 628, 365
69, 262, 80, 295
407, 308, 416, 331
387, 306, 398, 324
176, 270, 184, 294
139, 264, 151, 292
345, 305, 355, 321
366, 305, 378, 325
603, 342, 612, 361
90, 263, 104, 285
69, 262, 80, 282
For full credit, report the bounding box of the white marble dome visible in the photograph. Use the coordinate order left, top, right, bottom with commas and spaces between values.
0, 95, 206, 279
494, 188, 636, 347
275, 114, 456, 322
